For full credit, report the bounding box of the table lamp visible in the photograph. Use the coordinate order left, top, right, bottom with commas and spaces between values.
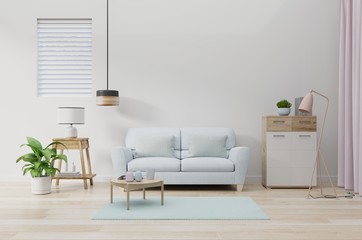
57, 107, 85, 138
299, 90, 337, 199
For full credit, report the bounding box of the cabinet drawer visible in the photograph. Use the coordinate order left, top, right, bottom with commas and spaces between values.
266, 117, 291, 131
266, 132, 292, 150
264, 116, 316, 132
292, 117, 316, 131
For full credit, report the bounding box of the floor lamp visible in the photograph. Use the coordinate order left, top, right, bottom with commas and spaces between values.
298, 90, 338, 199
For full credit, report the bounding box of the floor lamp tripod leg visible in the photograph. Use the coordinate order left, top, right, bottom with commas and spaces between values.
319, 152, 338, 198
318, 153, 323, 196
307, 151, 319, 199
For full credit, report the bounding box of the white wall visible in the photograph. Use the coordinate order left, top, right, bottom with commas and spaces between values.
0, 0, 339, 182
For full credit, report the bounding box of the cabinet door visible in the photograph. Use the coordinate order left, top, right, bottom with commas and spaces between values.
292, 132, 316, 150
265, 132, 316, 187
266, 132, 292, 150
266, 132, 292, 168
291, 132, 317, 186
291, 167, 316, 186
268, 167, 293, 186
266, 132, 292, 185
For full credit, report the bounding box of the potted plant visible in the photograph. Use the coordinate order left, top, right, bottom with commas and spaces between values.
276, 99, 292, 116
16, 137, 67, 195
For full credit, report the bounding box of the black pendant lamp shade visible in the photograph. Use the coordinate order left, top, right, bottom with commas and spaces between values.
96, 90, 119, 106
96, 0, 119, 106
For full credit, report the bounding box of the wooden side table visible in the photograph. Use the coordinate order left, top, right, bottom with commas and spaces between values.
52, 138, 96, 189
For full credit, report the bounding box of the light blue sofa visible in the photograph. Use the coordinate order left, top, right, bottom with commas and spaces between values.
111, 128, 250, 191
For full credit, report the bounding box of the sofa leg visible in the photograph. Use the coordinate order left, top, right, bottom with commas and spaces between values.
236, 184, 244, 192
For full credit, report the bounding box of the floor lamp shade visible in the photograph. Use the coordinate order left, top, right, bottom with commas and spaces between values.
96, 90, 119, 106
57, 107, 85, 138
298, 92, 313, 113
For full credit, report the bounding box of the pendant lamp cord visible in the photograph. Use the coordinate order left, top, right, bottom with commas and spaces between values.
106, 0, 109, 90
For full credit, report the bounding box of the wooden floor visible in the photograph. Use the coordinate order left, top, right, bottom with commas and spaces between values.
0, 181, 361, 240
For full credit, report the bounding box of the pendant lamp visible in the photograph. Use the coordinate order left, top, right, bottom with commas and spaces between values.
96, 0, 119, 106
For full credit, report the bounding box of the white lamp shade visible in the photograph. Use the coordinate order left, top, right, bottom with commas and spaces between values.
298, 92, 313, 113
58, 107, 85, 124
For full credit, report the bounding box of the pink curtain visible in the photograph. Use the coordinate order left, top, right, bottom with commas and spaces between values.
338, 0, 362, 195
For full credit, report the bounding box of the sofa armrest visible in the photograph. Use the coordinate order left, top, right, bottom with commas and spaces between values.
111, 147, 133, 177
228, 146, 250, 184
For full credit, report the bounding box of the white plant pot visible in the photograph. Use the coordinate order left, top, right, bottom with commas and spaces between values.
31, 176, 51, 195
277, 108, 291, 116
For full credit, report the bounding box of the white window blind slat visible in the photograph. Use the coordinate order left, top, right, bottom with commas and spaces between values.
39, 80, 92, 84
37, 19, 92, 97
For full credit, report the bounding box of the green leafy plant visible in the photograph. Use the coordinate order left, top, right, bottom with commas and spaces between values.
276, 99, 292, 108
16, 137, 67, 177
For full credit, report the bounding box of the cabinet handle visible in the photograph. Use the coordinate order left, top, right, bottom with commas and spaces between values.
299, 121, 311, 124
273, 120, 285, 124
273, 134, 285, 138
299, 134, 311, 138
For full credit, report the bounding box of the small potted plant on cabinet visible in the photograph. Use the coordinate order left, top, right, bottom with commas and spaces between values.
16, 137, 67, 194
276, 99, 292, 116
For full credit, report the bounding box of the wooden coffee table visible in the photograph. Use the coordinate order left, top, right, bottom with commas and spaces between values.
110, 179, 164, 210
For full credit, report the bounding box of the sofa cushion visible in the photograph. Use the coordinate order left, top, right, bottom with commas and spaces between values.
181, 128, 235, 159
188, 135, 227, 158
128, 157, 181, 172
126, 128, 181, 159
134, 135, 175, 158
181, 157, 235, 172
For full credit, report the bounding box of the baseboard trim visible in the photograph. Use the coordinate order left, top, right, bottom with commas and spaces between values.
0, 175, 338, 185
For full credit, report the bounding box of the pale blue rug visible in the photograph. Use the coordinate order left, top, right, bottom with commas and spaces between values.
93, 197, 269, 220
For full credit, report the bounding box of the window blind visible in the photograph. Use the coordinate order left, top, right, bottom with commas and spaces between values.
37, 19, 92, 97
